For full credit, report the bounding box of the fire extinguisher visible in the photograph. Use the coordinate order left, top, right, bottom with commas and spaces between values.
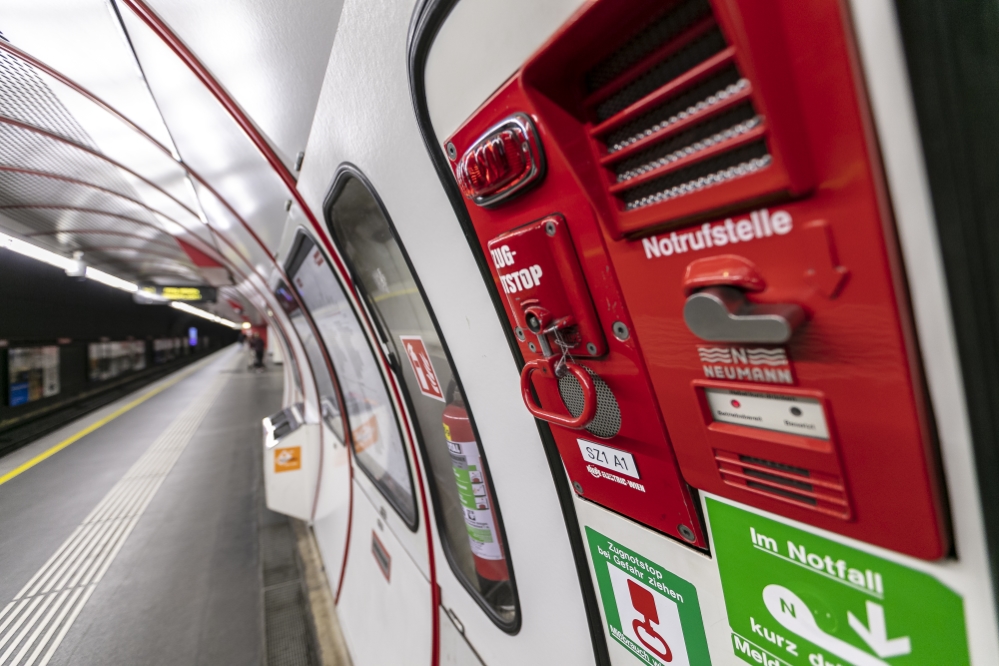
443, 382, 512, 603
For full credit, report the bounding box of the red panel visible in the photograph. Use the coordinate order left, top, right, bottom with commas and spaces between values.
447, 96, 706, 550
445, 0, 949, 559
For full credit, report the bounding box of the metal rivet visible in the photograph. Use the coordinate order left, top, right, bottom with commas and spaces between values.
586, 342, 598, 355
515, 327, 526, 341
573, 482, 584, 495
528, 342, 537, 353
544, 220, 557, 236
678, 524, 696, 542
612, 321, 630, 341
446, 142, 457, 160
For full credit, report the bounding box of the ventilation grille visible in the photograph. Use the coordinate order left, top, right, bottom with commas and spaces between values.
714, 450, 850, 519
558, 367, 622, 439
584, 0, 771, 212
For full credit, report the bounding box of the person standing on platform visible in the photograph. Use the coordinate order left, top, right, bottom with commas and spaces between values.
250, 331, 265, 371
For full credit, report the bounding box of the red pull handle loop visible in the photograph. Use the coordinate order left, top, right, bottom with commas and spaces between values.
520, 356, 597, 429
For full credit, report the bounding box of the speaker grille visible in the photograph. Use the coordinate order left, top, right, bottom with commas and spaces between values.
714, 449, 851, 519
558, 367, 621, 438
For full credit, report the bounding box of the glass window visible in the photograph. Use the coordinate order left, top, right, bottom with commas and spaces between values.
326, 175, 518, 627
274, 281, 342, 438
283, 235, 417, 527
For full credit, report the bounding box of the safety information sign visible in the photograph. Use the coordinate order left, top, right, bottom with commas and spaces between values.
586, 528, 711, 665
399, 335, 444, 401
706, 498, 969, 666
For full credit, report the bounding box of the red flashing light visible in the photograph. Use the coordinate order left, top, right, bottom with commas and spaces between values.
452, 113, 544, 207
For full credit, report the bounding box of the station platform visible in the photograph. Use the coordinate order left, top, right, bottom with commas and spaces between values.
0, 346, 321, 666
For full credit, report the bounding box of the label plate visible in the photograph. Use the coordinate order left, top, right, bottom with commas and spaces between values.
578, 439, 640, 479
705, 388, 829, 440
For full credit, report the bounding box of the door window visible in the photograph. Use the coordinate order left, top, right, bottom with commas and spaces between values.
282, 236, 418, 527
326, 174, 518, 627
274, 281, 343, 439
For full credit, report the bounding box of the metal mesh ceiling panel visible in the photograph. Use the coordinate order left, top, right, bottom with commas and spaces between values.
0, 38, 202, 284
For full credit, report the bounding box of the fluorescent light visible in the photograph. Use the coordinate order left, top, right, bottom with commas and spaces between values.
170, 301, 240, 329
1, 230, 141, 294
85, 267, 138, 292
241, 322, 251, 329
0, 230, 76, 271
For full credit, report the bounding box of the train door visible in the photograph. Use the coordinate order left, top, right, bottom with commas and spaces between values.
414, 0, 999, 665
275, 238, 354, 587
324, 170, 523, 663
282, 230, 434, 666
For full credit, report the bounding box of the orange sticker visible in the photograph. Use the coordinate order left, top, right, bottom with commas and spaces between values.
274, 446, 301, 473
352, 414, 380, 454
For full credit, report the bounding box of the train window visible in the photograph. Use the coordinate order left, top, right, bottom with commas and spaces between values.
326, 173, 518, 627
274, 280, 343, 438
281, 236, 418, 527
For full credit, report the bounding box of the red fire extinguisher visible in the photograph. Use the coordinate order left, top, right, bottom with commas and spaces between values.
442, 385, 511, 598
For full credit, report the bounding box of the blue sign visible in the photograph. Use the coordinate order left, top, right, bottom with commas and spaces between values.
9, 382, 28, 406
188, 327, 198, 347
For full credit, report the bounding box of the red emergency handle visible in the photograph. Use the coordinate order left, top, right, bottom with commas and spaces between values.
520, 356, 598, 429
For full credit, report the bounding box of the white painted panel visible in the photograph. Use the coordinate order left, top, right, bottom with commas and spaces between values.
263, 421, 318, 522
296, 0, 599, 662
439, 607, 485, 666
337, 480, 432, 666
846, 0, 999, 662
351, 453, 429, 579
573, 495, 742, 666
311, 422, 352, 592
424, 0, 587, 140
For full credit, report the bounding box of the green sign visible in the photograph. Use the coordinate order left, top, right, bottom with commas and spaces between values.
586, 527, 711, 665
706, 498, 969, 666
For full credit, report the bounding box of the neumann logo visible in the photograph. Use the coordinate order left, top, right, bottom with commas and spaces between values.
699, 346, 794, 385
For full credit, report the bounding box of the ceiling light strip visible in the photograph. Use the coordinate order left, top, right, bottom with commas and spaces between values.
169, 301, 239, 328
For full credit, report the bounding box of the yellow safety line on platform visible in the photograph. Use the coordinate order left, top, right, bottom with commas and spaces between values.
0, 369, 193, 488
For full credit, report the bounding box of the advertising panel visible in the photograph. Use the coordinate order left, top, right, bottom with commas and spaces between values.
88, 340, 147, 381
7, 346, 59, 406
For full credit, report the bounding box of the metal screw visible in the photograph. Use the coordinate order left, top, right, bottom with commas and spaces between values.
573, 482, 584, 495
528, 342, 537, 353
586, 342, 598, 355
515, 327, 526, 341
678, 524, 696, 543
544, 220, 557, 236
446, 142, 457, 160
612, 321, 630, 341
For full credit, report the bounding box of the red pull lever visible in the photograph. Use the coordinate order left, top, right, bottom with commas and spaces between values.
520, 356, 597, 429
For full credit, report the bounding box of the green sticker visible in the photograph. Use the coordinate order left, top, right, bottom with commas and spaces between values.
586, 527, 712, 665
706, 498, 969, 666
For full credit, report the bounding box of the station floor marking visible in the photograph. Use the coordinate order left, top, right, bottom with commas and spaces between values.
0, 358, 214, 488
0, 367, 233, 666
